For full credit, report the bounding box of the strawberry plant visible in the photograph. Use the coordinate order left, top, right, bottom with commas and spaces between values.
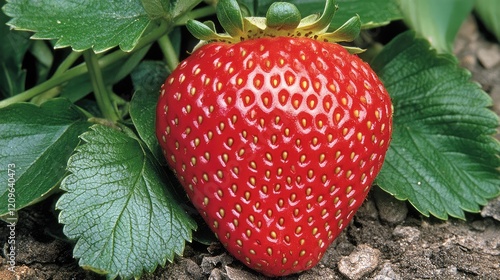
1, 0, 499, 279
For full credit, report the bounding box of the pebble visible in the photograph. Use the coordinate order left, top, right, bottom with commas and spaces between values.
459, 54, 477, 70
471, 219, 487, 231
373, 187, 408, 224
208, 268, 225, 280
356, 195, 379, 220
481, 195, 500, 222
477, 45, 500, 69
372, 262, 401, 280
338, 244, 381, 280
182, 258, 204, 279
455, 16, 479, 49
392, 225, 421, 243
225, 266, 263, 280
201, 253, 233, 275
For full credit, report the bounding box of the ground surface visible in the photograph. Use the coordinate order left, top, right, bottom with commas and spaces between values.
1, 16, 500, 280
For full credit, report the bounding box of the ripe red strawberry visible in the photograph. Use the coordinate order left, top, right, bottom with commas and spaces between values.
156, 0, 392, 277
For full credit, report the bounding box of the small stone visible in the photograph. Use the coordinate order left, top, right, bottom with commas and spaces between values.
373, 262, 401, 280
225, 266, 263, 280
477, 45, 500, 69
471, 220, 487, 231
392, 225, 421, 243
208, 268, 225, 280
182, 258, 204, 280
481, 196, 500, 222
459, 54, 477, 70
356, 195, 378, 220
373, 187, 408, 224
455, 16, 479, 47
338, 244, 381, 280
201, 253, 233, 275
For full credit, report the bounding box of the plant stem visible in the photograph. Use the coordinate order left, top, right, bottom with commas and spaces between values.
83, 50, 120, 121
31, 51, 83, 105
54, 51, 83, 76
0, 64, 86, 108
158, 35, 179, 71
174, 6, 216, 26
0, 22, 169, 109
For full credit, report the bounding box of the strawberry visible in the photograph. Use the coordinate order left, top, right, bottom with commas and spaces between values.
156, 0, 392, 277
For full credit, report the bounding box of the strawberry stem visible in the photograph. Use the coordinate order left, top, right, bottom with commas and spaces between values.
83, 50, 120, 121
0, 62, 87, 108
173, 5, 216, 26
31, 51, 82, 105
157, 35, 179, 72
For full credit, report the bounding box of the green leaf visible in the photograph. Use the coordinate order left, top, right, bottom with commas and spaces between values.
333, 0, 402, 29
56, 124, 196, 279
397, 0, 475, 53
3, 0, 151, 52
254, 0, 402, 29
0, 98, 90, 215
170, 0, 203, 20
130, 60, 169, 163
141, 0, 170, 20
0, 6, 30, 97
372, 31, 500, 220
475, 0, 500, 42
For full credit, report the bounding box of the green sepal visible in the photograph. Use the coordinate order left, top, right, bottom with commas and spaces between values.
343, 46, 365, 54
203, 20, 217, 32
244, 17, 267, 31
298, 0, 337, 32
186, 19, 230, 42
188, 0, 361, 50
319, 15, 361, 42
300, 14, 321, 26
266, 2, 302, 30
216, 0, 244, 37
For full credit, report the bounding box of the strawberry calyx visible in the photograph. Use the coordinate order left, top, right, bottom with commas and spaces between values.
187, 0, 363, 53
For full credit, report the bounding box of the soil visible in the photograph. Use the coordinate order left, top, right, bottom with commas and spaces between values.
2, 15, 500, 280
